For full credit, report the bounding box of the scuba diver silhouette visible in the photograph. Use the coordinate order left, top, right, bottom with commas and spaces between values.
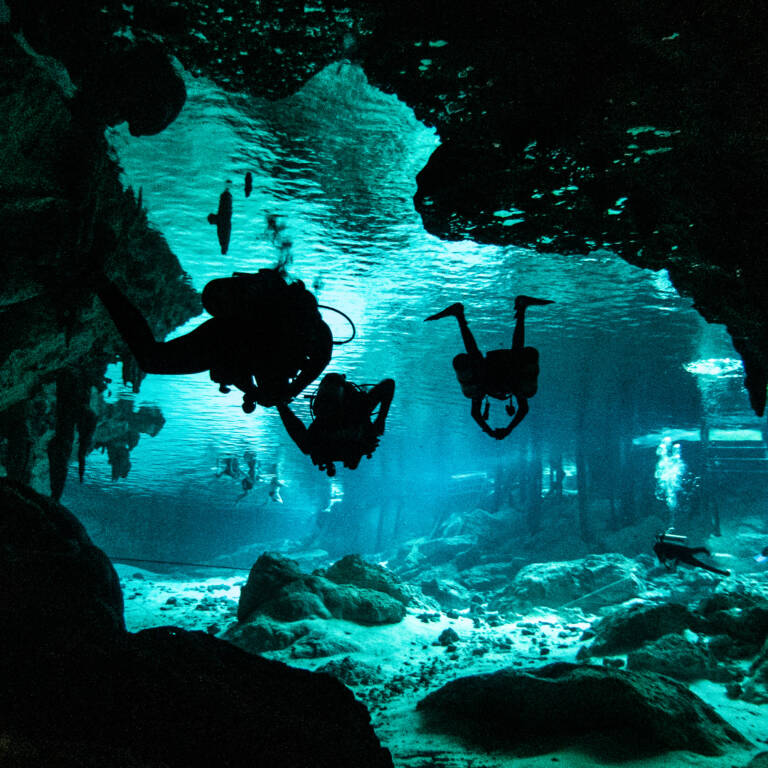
653, 532, 731, 577
425, 295, 553, 439
97, 268, 333, 413
207, 181, 233, 255
277, 374, 395, 476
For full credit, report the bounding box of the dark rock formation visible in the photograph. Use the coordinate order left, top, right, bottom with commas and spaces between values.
0, 479, 125, 653
626, 632, 733, 682
0, 480, 393, 768
587, 601, 701, 656
417, 662, 750, 757
746, 751, 768, 768
697, 589, 768, 656
317, 655, 381, 687
741, 637, 768, 704
0, 28, 199, 497
238, 551, 407, 625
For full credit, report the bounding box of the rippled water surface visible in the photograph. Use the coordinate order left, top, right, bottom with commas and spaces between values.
63, 64, 755, 561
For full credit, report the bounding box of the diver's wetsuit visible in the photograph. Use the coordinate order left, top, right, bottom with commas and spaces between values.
277, 376, 395, 476
97, 270, 332, 409
653, 540, 730, 577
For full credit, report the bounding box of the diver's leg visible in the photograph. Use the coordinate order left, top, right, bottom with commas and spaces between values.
512, 295, 555, 349
98, 278, 214, 374
425, 303, 481, 357
688, 556, 730, 577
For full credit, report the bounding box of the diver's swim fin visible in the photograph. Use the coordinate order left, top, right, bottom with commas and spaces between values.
425, 302, 464, 322
515, 295, 555, 309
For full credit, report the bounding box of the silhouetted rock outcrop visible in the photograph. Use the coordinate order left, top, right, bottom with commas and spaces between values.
418, 662, 750, 757
0, 481, 393, 768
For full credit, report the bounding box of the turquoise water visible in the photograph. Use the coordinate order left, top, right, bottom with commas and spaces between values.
63, 63, 755, 561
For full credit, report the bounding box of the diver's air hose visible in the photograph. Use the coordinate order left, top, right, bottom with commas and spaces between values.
318, 304, 356, 345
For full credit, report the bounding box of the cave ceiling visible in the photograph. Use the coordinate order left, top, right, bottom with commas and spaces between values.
8, 0, 768, 416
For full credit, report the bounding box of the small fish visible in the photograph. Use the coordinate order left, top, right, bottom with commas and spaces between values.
244, 171, 253, 198
207, 181, 233, 254
755, 545, 768, 564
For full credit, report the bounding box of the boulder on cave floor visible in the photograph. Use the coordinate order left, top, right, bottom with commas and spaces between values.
237, 551, 407, 625
696, 586, 768, 656
0, 479, 125, 653
587, 601, 702, 656
322, 553, 413, 605
741, 637, 768, 704
4, 627, 393, 768
417, 662, 751, 758
497, 553, 644, 610
626, 632, 735, 682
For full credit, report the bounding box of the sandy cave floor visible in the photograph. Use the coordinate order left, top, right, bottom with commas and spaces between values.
116, 563, 768, 768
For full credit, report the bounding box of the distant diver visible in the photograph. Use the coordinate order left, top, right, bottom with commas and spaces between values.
216, 456, 241, 479
97, 268, 333, 412
277, 374, 395, 476
236, 453, 260, 502
207, 181, 233, 255
269, 475, 285, 503
755, 545, 768, 564
244, 171, 253, 198
425, 295, 553, 439
653, 532, 731, 577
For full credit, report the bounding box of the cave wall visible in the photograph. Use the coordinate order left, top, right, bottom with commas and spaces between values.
0, 24, 200, 496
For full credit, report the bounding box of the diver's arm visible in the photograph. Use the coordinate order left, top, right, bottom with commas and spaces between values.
495, 397, 529, 439
286, 323, 333, 400
368, 378, 395, 434
276, 402, 311, 454
471, 398, 496, 438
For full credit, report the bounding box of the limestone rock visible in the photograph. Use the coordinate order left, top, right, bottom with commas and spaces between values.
589, 602, 701, 656
626, 633, 732, 682
223, 615, 310, 654
290, 630, 363, 659
322, 554, 411, 605
238, 552, 406, 626
697, 589, 768, 654
741, 638, 768, 704
317, 655, 381, 688
417, 662, 749, 757
322, 583, 406, 625
502, 553, 642, 609
420, 577, 472, 611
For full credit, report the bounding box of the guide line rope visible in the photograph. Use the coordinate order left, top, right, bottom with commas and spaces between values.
110, 556, 251, 572
559, 575, 637, 608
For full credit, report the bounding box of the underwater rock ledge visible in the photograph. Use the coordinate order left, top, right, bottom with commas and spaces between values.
0, 479, 393, 768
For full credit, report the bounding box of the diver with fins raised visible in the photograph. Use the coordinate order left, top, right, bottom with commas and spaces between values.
425, 295, 553, 439
207, 181, 233, 255
653, 532, 731, 577
277, 374, 395, 476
